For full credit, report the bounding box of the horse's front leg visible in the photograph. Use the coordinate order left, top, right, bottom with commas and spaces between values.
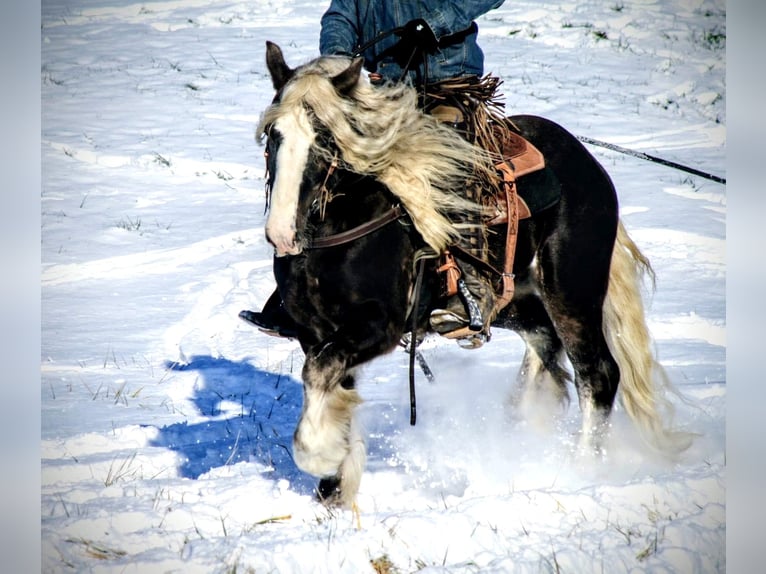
292, 341, 366, 508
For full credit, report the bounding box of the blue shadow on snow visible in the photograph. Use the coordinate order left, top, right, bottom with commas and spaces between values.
149, 355, 313, 493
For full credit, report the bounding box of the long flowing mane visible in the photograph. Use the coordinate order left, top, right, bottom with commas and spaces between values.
258, 55, 495, 252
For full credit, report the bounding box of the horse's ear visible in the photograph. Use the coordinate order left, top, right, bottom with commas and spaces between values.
331, 57, 364, 94
265, 41, 294, 91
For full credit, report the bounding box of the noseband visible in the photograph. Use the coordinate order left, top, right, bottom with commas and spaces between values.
307, 204, 405, 249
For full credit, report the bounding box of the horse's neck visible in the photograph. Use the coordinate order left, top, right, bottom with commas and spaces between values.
321, 173, 394, 225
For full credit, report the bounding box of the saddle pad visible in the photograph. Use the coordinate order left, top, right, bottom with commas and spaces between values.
488, 124, 561, 221
517, 165, 561, 215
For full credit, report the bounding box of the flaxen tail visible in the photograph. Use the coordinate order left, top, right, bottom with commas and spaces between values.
603, 221, 694, 456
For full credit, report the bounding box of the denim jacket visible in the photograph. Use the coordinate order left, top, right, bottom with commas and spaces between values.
319, 0, 505, 84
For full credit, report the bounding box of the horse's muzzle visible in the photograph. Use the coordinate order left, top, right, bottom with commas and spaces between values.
265, 225, 303, 257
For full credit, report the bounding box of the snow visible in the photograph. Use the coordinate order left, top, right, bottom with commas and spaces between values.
39, 0, 728, 571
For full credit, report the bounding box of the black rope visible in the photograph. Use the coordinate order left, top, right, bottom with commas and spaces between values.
576, 135, 726, 185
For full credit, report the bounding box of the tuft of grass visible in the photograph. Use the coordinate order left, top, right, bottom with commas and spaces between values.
242, 515, 292, 534
614, 522, 641, 545
633, 498, 673, 561
153, 152, 171, 167
43, 72, 65, 86
115, 215, 142, 232
82, 379, 103, 401
104, 452, 138, 486
66, 537, 127, 561
636, 531, 661, 562
592, 30, 608, 41
150, 219, 173, 231
113, 380, 130, 406
702, 27, 726, 49
561, 21, 593, 30
371, 554, 398, 574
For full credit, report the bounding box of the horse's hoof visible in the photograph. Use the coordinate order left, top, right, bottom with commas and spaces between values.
316, 476, 342, 506
455, 333, 487, 349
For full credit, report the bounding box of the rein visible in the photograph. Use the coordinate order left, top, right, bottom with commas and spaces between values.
408, 258, 426, 426
352, 27, 404, 59
306, 204, 405, 249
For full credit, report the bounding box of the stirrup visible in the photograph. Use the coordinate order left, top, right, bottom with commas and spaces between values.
457, 333, 487, 350
443, 326, 489, 349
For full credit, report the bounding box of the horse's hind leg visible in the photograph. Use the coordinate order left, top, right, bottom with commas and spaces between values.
536, 239, 620, 453
567, 332, 619, 453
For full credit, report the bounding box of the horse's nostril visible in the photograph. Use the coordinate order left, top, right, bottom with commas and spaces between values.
265, 216, 301, 256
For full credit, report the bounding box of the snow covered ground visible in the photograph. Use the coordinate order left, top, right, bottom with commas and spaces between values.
38, 0, 729, 571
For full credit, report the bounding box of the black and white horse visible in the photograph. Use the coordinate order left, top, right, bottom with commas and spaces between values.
254, 42, 689, 506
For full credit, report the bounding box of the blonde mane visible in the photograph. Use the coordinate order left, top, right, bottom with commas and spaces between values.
259, 55, 494, 252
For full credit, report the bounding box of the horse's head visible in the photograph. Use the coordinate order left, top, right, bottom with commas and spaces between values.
260, 42, 492, 257
261, 42, 364, 257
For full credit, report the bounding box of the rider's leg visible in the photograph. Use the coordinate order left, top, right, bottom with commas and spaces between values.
429, 178, 496, 347
426, 106, 496, 347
